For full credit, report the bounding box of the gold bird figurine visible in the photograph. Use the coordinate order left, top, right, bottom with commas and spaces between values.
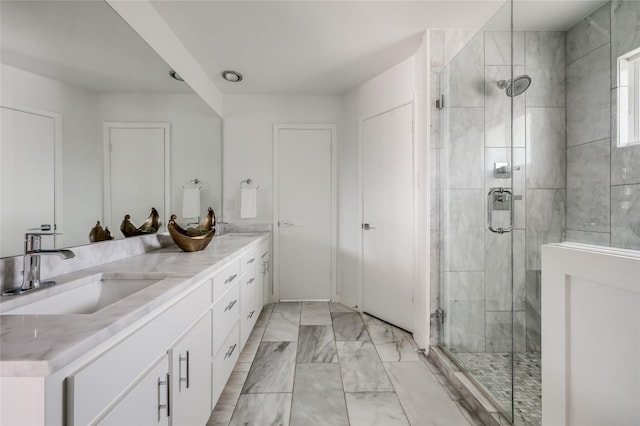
120, 214, 143, 237
90, 221, 114, 243
138, 207, 160, 233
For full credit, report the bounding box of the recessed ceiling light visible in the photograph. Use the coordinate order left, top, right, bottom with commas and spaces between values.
222, 70, 243, 82
169, 70, 184, 81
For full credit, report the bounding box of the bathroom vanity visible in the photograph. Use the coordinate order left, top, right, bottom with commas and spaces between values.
0, 233, 270, 425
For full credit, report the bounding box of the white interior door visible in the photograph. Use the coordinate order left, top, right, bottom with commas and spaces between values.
275, 126, 335, 301
104, 123, 170, 237
362, 103, 415, 331
0, 106, 57, 257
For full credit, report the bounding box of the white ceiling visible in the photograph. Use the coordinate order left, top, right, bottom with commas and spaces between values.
150, 0, 505, 95
1, 0, 609, 97
151, 0, 608, 96
0, 0, 193, 94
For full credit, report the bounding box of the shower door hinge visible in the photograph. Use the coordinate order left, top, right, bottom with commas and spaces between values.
435, 95, 444, 110
436, 308, 445, 323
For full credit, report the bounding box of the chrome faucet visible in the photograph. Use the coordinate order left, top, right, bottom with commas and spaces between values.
20, 233, 75, 291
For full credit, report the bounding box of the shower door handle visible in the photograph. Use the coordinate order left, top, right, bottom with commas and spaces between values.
487, 187, 513, 234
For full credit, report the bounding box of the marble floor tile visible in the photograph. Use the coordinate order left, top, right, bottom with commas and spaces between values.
273, 301, 302, 313
367, 322, 411, 344
361, 312, 387, 326
229, 393, 292, 426
302, 301, 329, 310
345, 392, 409, 426
301, 302, 332, 325
332, 312, 369, 341
212, 300, 481, 426
374, 340, 420, 362
242, 341, 296, 393
262, 312, 300, 342
238, 326, 265, 363
385, 361, 470, 426
336, 340, 393, 392
297, 325, 338, 363
207, 363, 251, 425
255, 303, 274, 327
290, 364, 349, 426
329, 302, 355, 312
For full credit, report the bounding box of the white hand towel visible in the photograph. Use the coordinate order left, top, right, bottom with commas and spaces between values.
240, 187, 257, 219
182, 187, 201, 219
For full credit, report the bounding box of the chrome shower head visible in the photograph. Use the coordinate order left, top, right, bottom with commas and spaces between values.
497, 75, 532, 97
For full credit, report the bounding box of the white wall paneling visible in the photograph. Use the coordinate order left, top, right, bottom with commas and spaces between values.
541, 242, 640, 425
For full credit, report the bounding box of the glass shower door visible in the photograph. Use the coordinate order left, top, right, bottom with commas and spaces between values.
438, 0, 520, 422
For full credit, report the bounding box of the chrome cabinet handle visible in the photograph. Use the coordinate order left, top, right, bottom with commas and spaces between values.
247, 277, 255, 285
158, 373, 170, 419
247, 258, 255, 264
179, 351, 190, 390
224, 343, 237, 359
224, 299, 237, 312
487, 187, 513, 234
248, 310, 255, 319
224, 274, 237, 284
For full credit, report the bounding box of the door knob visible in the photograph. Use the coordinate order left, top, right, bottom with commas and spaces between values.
362, 223, 376, 230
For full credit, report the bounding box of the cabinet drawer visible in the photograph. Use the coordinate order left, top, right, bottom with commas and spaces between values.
212, 323, 240, 404
240, 248, 258, 277
240, 274, 257, 347
212, 283, 240, 356
213, 260, 240, 303
67, 281, 211, 425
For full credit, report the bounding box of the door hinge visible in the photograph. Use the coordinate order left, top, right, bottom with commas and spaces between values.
435, 95, 444, 110
436, 308, 445, 323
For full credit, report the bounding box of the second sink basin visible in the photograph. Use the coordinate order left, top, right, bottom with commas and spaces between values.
3, 273, 167, 315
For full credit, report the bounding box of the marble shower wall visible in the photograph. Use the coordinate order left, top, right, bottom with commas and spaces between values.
431, 28, 566, 353
566, 0, 640, 250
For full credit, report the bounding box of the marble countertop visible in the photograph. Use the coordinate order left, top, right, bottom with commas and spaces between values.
0, 232, 269, 377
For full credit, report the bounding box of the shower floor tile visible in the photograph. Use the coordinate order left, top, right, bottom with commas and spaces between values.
451, 352, 541, 425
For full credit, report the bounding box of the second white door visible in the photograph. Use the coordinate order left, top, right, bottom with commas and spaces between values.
362, 103, 415, 331
104, 123, 169, 237
276, 126, 334, 301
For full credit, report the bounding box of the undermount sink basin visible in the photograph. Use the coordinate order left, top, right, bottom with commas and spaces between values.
2, 273, 167, 315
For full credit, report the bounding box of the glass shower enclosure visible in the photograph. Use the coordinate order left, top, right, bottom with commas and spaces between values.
435, 0, 640, 423
437, 1, 540, 423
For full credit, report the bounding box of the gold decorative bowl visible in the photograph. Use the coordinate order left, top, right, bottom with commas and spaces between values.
167, 214, 216, 252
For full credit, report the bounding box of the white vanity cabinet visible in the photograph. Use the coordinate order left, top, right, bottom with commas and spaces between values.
240, 248, 259, 347
257, 240, 270, 308
99, 354, 170, 426
170, 311, 212, 426
0, 234, 271, 425
66, 280, 212, 425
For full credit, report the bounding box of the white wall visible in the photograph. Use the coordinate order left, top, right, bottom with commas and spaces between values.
337, 55, 418, 309
413, 34, 431, 349
99, 93, 222, 226
1, 64, 102, 248
222, 95, 341, 224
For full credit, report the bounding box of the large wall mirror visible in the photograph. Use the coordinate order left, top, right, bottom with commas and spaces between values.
0, 0, 223, 258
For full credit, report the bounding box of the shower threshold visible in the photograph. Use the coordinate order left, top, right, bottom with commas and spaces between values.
428, 347, 541, 426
